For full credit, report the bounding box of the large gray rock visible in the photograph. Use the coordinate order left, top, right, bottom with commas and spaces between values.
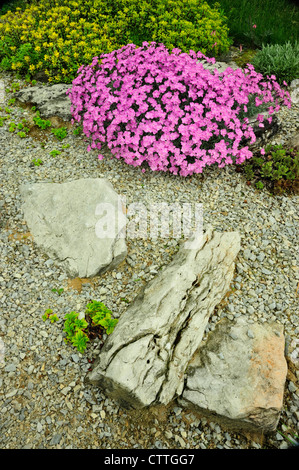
20, 178, 127, 278
87, 227, 241, 408
15, 84, 71, 120
179, 317, 287, 434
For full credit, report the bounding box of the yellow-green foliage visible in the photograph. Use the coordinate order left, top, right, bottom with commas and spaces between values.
0, 0, 231, 84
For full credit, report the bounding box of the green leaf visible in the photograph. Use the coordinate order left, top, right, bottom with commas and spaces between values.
71, 329, 89, 353
50, 314, 59, 323
97, 316, 118, 334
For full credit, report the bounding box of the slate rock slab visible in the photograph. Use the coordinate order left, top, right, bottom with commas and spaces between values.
179, 317, 287, 434
87, 226, 241, 408
20, 178, 127, 278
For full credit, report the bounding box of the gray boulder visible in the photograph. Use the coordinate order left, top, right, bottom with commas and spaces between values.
14, 84, 71, 121
197, 59, 240, 75
179, 317, 287, 434
87, 227, 241, 408
20, 178, 127, 278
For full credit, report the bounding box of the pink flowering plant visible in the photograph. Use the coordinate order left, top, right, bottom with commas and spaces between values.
67, 42, 291, 177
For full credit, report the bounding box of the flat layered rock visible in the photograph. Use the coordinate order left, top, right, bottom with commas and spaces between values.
179, 317, 287, 434
20, 178, 127, 278
87, 227, 241, 408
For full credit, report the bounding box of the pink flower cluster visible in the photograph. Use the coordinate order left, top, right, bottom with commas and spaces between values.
67, 42, 291, 176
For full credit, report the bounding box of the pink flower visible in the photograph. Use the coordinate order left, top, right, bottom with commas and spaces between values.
253, 24, 257, 28
67, 42, 291, 177
260, 148, 265, 155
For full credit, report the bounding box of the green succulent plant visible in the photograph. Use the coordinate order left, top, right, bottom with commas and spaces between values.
239, 144, 299, 194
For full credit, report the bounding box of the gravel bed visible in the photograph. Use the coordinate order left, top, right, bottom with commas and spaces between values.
0, 71, 298, 450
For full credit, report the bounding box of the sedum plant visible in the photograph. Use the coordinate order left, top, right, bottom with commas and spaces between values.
63, 311, 89, 353
67, 42, 291, 177
85, 300, 118, 336
42, 308, 59, 323
31, 158, 43, 166
251, 41, 299, 85
241, 144, 299, 194
62, 300, 118, 353
51, 126, 68, 141
33, 111, 52, 129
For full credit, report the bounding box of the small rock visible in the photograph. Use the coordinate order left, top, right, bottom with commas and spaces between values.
247, 329, 255, 339
49, 434, 62, 446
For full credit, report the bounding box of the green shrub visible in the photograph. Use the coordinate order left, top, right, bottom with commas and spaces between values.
251, 41, 299, 85
0, 0, 232, 83
107, 0, 232, 57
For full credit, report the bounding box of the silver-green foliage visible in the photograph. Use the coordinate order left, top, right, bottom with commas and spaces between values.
251, 41, 299, 85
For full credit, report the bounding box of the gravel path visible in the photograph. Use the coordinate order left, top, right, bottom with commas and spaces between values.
0, 71, 298, 450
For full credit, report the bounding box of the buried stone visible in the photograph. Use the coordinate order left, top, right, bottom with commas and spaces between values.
86, 226, 241, 408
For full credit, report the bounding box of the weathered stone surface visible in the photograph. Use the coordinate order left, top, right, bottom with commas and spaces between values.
87, 227, 241, 408
20, 178, 127, 278
15, 84, 71, 120
198, 59, 240, 75
179, 317, 287, 434
246, 112, 280, 152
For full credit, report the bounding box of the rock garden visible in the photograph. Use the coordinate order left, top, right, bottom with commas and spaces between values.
0, 0, 298, 450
